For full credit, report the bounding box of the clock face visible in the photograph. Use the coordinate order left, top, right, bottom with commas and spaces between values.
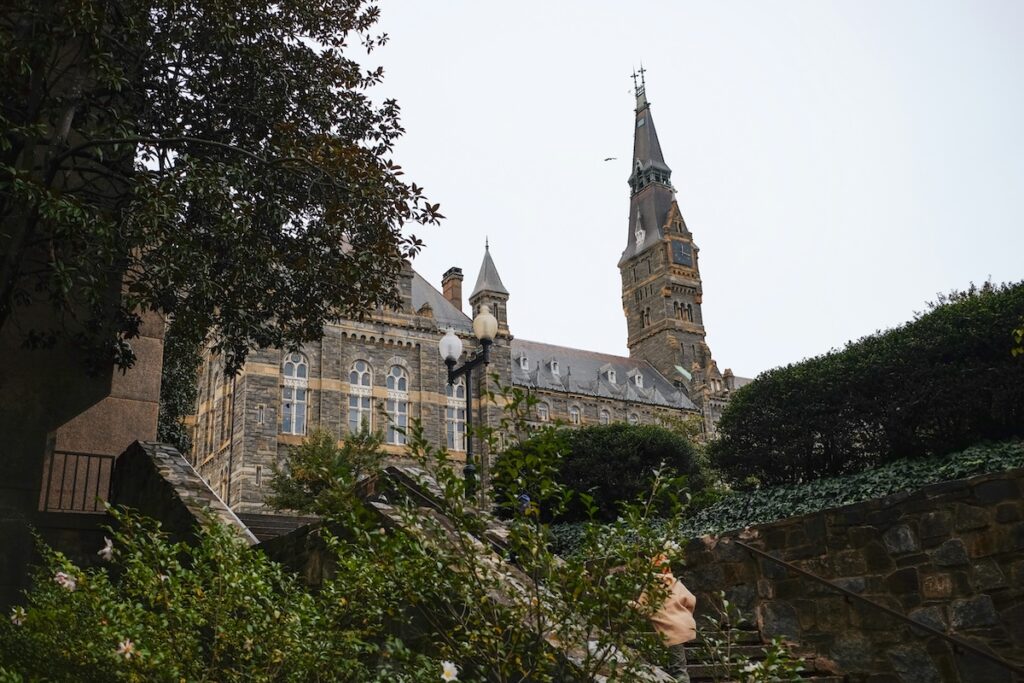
671, 241, 693, 267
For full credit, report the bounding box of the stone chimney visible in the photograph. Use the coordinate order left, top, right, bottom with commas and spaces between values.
723, 368, 735, 392
442, 267, 463, 312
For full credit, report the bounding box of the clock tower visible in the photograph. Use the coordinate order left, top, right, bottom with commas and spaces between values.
619, 75, 719, 399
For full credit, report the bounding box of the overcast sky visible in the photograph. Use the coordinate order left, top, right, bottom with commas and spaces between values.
366, 0, 1023, 379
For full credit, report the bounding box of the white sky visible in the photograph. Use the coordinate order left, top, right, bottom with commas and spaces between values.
367, 0, 1024, 379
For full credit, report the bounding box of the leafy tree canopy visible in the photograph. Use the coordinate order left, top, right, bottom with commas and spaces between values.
1, 0, 440, 372
709, 281, 1024, 487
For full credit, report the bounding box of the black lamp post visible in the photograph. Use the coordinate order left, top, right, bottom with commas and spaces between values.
438, 305, 498, 501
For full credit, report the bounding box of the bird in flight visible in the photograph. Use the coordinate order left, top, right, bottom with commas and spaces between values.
603, 157, 617, 162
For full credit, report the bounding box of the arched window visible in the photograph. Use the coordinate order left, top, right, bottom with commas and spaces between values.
600, 409, 611, 425
386, 365, 409, 445
537, 403, 550, 422
628, 413, 640, 426
445, 377, 466, 452
348, 360, 372, 433
686, 304, 693, 322
569, 406, 581, 425
281, 352, 308, 435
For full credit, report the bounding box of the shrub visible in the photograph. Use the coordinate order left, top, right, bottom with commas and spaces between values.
710, 281, 1024, 487
551, 440, 1024, 554
494, 423, 705, 522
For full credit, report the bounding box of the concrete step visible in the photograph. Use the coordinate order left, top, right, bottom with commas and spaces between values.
237, 512, 318, 542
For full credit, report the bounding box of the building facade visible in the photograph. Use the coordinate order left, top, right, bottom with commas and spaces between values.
189, 81, 747, 512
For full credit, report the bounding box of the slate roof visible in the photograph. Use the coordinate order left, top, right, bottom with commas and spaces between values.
511, 339, 697, 411
411, 271, 472, 332
470, 245, 508, 297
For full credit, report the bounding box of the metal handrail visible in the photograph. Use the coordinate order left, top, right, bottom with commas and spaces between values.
39, 450, 115, 513
734, 539, 1024, 677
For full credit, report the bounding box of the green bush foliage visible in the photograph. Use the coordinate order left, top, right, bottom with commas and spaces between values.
493, 423, 705, 523
710, 281, 1024, 486
551, 440, 1024, 554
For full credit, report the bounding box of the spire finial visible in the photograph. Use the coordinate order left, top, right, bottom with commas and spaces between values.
485, 236, 489, 250
633, 63, 647, 105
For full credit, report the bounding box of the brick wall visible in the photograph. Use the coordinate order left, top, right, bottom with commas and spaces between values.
679, 468, 1024, 683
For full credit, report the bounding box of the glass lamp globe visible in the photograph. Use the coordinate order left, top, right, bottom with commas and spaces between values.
438, 326, 463, 362
473, 305, 498, 342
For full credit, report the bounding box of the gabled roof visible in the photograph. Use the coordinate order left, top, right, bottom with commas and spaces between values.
510, 339, 697, 411
411, 271, 472, 332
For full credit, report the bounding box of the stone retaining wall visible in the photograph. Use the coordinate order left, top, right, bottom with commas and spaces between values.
679, 468, 1024, 683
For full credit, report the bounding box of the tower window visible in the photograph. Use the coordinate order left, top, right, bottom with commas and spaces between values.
281, 352, 308, 435
256, 404, 265, 425
348, 360, 373, 433
255, 465, 263, 488
386, 365, 409, 445
446, 377, 466, 452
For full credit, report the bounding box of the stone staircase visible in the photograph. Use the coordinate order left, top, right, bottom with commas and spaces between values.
681, 622, 844, 682
236, 512, 318, 542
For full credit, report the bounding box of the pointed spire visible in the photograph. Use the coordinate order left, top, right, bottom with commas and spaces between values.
629, 71, 671, 195
470, 242, 508, 298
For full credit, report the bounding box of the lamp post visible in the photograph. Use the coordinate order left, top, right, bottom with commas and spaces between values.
438, 304, 498, 501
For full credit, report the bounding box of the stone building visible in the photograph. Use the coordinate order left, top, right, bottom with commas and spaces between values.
189, 80, 748, 512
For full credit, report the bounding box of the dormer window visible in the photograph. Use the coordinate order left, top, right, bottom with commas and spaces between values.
519, 355, 529, 371
628, 370, 644, 389
606, 369, 616, 383
550, 360, 559, 375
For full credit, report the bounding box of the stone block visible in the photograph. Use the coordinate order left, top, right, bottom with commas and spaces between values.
884, 567, 920, 595
1000, 602, 1024, 647
757, 578, 774, 599
970, 558, 1008, 591
803, 515, 827, 544
933, 538, 970, 567
760, 600, 801, 639
994, 502, 1020, 524
863, 541, 895, 573
921, 572, 953, 599
886, 643, 943, 683
829, 632, 874, 673
919, 510, 953, 541
909, 605, 947, 633
961, 530, 996, 558
815, 595, 849, 630
954, 645, 1013, 683
883, 524, 920, 554
973, 479, 1019, 505
950, 595, 998, 630
954, 504, 990, 532
833, 576, 866, 593
833, 549, 868, 576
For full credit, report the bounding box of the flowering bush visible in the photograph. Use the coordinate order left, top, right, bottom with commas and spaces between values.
2, 386, 730, 682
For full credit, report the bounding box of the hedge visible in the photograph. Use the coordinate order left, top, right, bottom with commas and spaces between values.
550, 440, 1024, 555
493, 423, 705, 523
709, 281, 1024, 486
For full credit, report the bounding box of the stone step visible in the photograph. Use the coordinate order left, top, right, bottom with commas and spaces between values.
237, 512, 318, 542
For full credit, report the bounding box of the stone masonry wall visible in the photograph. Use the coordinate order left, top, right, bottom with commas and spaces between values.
679, 468, 1024, 683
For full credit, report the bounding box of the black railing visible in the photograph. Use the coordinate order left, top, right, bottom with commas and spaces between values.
38, 450, 114, 513
735, 539, 1024, 678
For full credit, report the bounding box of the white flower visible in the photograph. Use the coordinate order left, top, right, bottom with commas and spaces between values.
743, 661, 760, 673
116, 639, 135, 660
158, 574, 170, 583
662, 539, 681, 553
10, 606, 26, 626
97, 537, 114, 562
440, 660, 458, 681
54, 571, 77, 592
